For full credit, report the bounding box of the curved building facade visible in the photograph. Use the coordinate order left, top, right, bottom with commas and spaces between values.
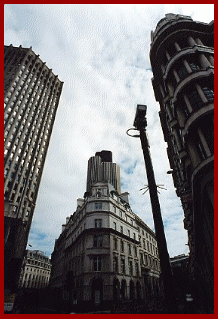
150, 14, 214, 312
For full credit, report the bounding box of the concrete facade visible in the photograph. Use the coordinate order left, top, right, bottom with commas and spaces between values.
4, 44, 63, 292
150, 14, 214, 311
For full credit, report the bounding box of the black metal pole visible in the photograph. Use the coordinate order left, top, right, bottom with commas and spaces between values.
139, 128, 178, 314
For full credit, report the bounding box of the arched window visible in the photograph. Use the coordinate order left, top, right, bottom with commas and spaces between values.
120, 279, 126, 299
129, 280, 135, 299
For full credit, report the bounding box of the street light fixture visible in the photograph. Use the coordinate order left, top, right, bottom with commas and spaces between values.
127, 104, 178, 314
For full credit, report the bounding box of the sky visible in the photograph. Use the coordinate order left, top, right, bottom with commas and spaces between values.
4, 4, 214, 258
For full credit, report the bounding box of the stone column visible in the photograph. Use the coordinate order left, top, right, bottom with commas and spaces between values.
198, 128, 211, 157
173, 69, 180, 83
176, 105, 187, 126
196, 38, 204, 46
188, 36, 197, 47
167, 82, 174, 96
166, 104, 174, 121
208, 55, 214, 66
187, 140, 201, 168
166, 51, 171, 61
195, 84, 208, 103
174, 42, 181, 51
161, 64, 165, 74
199, 53, 211, 69
183, 59, 192, 73
174, 129, 183, 151
183, 94, 193, 113
160, 85, 165, 98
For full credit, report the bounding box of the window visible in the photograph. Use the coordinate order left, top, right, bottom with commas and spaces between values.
113, 237, 118, 250
113, 256, 118, 272
120, 240, 124, 253
94, 235, 103, 248
129, 259, 133, 276
119, 210, 122, 218
154, 260, 157, 270
143, 239, 146, 249
202, 87, 214, 102
121, 258, 125, 274
133, 233, 136, 240
147, 255, 151, 266
144, 254, 148, 265
134, 245, 137, 257
127, 229, 130, 237
147, 242, 150, 252
96, 189, 102, 198
187, 88, 204, 112
135, 262, 139, 276
95, 219, 102, 228
128, 244, 131, 255
168, 74, 177, 90
196, 136, 207, 160
200, 118, 214, 154
138, 235, 141, 246
4, 168, 8, 177
140, 253, 144, 265
177, 63, 189, 80
190, 63, 200, 72
93, 256, 101, 271
167, 43, 177, 58
95, 202, 102, 210
113, 206, 116, 214
113, 222, 116, 231
153, 247, 156, 256
120, 226, 123, 234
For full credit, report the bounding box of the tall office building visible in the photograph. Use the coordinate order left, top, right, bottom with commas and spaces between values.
86, 150, 121, 194
4, 44, 63, 292
150, 14, 214, 311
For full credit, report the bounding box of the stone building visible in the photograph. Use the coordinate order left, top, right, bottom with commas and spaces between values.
4, 44, 63, 292
50, 152, 161, 309
19, 250, 52, 289
150, 14, 214, 311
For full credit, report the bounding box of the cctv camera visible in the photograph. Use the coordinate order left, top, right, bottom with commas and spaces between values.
133, 105, 147, 129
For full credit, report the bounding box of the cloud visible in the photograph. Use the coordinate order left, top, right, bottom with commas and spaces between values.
4, 4, 213, 258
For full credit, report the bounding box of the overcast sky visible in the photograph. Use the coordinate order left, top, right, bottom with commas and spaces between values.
4, 4, 214, 258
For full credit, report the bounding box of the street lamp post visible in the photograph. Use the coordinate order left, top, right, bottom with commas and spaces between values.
127, 104, 178, 314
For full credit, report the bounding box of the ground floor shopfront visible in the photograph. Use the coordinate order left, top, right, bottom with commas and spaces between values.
62, 271, 161, 311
